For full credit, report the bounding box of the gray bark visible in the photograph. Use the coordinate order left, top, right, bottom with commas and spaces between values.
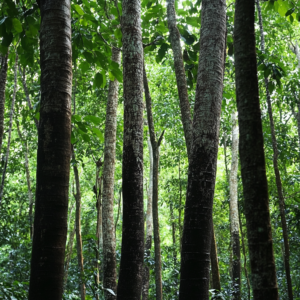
102, 47, 121, 300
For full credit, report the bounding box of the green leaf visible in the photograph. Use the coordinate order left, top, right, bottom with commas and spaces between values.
91, 127, 104, 142
186, 16, 200, 27
81, 133, 91, 142
12, 18, 22, 33
156, 43, 169, 63
71, 131, 76, 144
1, 31, 13, 47
93, 73, 103, 89
84, 115, 101, 124
110, 61, 123, 82
0, 17, 7, 26
72, 115, 81, 122
83, 51, 94, 64
285, 7, 295, 17
73, 4, 85, 16
268, 81, 275, 94
80, 61, 90, 73
77, 122, 88, 133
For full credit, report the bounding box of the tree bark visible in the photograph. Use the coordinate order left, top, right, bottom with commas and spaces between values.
72, 148, 86, 300
210, 224, 221, 292
116, 0, 144, 297
115, 188, 122, 233
102, 47, 121, 300
166, 0, 193, 159
233, 0, 278, 298
179, 1, 226, 298
64, 226, 76, 288
143, 63, 165, 300
256, 2, 293, 299
28, 1, 72, 298
229, 112, 241, 300
142, 137, 153, 300
0, 54, 18, 204
0, 52, 8, 153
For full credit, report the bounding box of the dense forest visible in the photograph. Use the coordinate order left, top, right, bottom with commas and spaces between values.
0, 0, 300, 299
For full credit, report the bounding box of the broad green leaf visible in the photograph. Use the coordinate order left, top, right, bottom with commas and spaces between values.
91, 127, 104, 142
72, 115, 81, 122
93, 73, 103, 89
80, 61, 90, 73
73, 4, 85, 16
84, 115, 101, 124
12, 18, 22, 33
186, 16, 200, 27
1, 31, 13, 47
83, 51, 94, 64
81, 133, 91, 142
71, 132, 76, 144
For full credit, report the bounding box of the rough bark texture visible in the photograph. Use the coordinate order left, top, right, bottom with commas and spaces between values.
256, 2, 293, 299
210, 225, 221, 292
144, 63, 164, 300
102, 47, 120, 300
179, 1, 226, 299
18, 65, 39, 129
28, 1, 72, 298
72, 149, 86, 300
142, 137, 153, 300
0, 53, 8, 154
116, 0, 144, 297
0, 55, 18, 203
233, 1, 278, 299
166, 0, 193, 159
229, 112, 241, 300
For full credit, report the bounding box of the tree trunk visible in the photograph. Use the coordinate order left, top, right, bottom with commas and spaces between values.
166, 0, 193, 159
18, 65, 39, 129
72, 148, 86, 300
143, 63, 165, 300
16, 120, 34, 239
178, 153, 183, 247
115, 188, 122, 233
64, 226, 76, 288
233, 1, 278, 298
179, 1, 226, 298
239, 210, 251, 300
116, 0, 144, 296
256, 2, 293, 299
142, 137, 153, 300
0, 52, 8, 153
28, 1, 72, 298
0, 54, 18, 204
229, 112, 241, 300
102, 47, 120, 300
210, 224, 221, 292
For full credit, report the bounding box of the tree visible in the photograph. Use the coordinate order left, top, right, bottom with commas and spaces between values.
116, 0, 144, 297
28, 0, 72, 298
179, 0, 227, 298
233, 0, 278, 298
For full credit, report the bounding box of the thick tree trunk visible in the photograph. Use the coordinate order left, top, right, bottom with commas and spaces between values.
143, 63, 165, 300
28, 1, 72, 298
210, 225, 221, 292
116, 0, 144, 297
233, 1, 278, 299
142, 137, 153, 300
18, 65, 39, 129
179, 1, 226, 299
0, 52, 8, 153
166, 0, 193, 159
72, 148, 86, 300
0, 55, 18, 204
102, 47, 120, 300
16, 120, 34, 239
229, 112, 241, 300
256, 2, 293, 299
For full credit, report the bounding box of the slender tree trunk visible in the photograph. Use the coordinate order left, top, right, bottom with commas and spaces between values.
166, 0, 193, 159
102, 47, 120, 300
18, 65, 39, 129
142, 137, 153, 300
116, 0, 144, 296
64, 226, 76, 288
239, 210, 251, 300
95, 161, 103, 295
16, 120, 34, 239
256, 2, 293, 299
28, 1, 72, 298
72, 148, 86, 300
115, 188, 122, 233
0, 52, 8, 153
179, 1, 226, 298
170, 201, 177, 264
178, 153, 183, 246
233, 1, 278, 298
0, 55, 18, 204
210, 224, 221, 292
143, 63, 165, 300
229, 112, 241, 300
